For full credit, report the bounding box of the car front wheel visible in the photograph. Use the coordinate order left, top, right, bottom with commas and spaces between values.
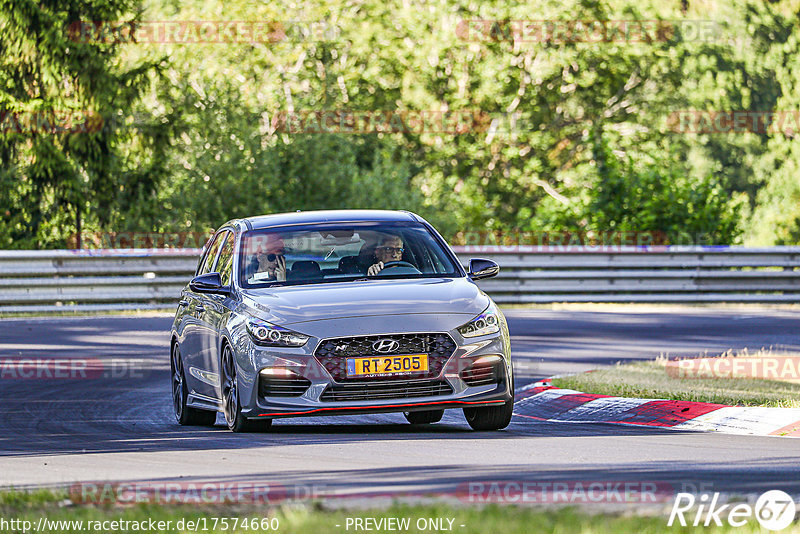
463, 376, 514, 431
463, 399, 513, 431
221, 344, 272, 433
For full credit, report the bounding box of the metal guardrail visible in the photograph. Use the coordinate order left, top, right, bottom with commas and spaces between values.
465, 247, 800, 304
0, 246, 799, 312
0, 249, 199, 313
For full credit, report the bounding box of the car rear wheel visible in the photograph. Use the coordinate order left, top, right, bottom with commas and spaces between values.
404, 409, 444, 424
171, 344, 216, 426
221, 344, 272, 433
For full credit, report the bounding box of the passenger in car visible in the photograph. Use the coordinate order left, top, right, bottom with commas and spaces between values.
367, 234, 406, 276
250, 236, 287, 282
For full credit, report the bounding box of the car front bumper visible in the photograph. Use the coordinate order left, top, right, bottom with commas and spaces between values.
234, 321, 513, 420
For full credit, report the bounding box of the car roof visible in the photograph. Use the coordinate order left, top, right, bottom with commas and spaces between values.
238, 209, 421, 230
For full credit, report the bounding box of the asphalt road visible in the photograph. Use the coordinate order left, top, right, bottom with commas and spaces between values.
1, 307, 800, 507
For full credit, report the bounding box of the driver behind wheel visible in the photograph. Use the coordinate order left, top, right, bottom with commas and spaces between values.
367, 234, 406, 276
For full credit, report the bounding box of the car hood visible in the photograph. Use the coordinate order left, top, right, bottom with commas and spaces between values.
239, 277, 488, 325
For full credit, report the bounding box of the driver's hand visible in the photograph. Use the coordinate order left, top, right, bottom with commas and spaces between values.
275, 256, 286, 282
367, 262, 384, 276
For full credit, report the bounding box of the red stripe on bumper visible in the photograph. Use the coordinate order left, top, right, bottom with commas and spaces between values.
257, 399, 505, 417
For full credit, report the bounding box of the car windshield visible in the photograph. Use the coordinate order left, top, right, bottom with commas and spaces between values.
239, 222, 461, 288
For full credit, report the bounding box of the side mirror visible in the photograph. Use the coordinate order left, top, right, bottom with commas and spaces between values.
189, 272, 229, 295
468, 258, 500, 281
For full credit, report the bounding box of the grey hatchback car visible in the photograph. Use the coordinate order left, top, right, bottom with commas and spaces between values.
170, 210, 513, 432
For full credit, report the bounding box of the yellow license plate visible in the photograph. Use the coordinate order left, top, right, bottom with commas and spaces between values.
346, 354, 428, 377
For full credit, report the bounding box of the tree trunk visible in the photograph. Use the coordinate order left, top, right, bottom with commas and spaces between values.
76, 203, 82, 249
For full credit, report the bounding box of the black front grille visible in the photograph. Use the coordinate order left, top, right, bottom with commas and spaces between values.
320, 378, 453, 402
460, 360, 503, 387
259, 376, 311, 398
314, 333, 457, 381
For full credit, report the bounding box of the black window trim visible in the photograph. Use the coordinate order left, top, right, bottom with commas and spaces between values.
196, 229, 230, 277
214, 230, 236, 286
237, 220, 464, 289
195, 236, 215, 276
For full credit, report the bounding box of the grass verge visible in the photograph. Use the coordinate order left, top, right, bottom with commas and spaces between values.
551, 351, 800, 408
0, 490, 789, 533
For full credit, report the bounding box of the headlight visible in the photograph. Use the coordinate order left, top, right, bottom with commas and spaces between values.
458, 303, 501, 338
246, 319, 309, 347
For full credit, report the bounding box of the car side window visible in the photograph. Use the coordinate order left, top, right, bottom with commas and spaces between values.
195, 237, 212, 275
216, 232, 235, 286
198, 232, 225, 275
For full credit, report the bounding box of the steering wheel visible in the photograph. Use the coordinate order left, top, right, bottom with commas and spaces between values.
381, 261, 417, 270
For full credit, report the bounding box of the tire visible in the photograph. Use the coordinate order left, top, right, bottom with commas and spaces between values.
463, 376, 514, 431
221, 344, 272, 433
171, 343, 217, 426
404, 409, 444, 424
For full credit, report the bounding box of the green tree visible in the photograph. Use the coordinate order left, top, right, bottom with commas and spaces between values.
3, 0, 798, 248
539, 137, 744, 244
745, 3, 800, 245
0, 0, 164, 248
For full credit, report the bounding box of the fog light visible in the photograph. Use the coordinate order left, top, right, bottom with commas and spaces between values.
259, 368, 298, 377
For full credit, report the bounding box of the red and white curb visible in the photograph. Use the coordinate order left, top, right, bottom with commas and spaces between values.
514, 380, 800, 437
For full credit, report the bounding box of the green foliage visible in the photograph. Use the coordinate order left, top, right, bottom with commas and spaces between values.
0, 0, 165, 248
1, 0, 798, 248
530, 136, 744, 244
747, 141, 800, 245
745, 12, 800, 245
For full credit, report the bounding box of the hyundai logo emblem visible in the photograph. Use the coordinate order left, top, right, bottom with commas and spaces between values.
372, 339, 400, 353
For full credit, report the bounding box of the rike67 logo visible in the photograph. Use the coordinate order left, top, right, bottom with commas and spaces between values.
669, 490, 797, 531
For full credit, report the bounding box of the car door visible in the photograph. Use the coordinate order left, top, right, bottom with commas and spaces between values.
195, 229, 235, 399
182, 231, 226, 399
